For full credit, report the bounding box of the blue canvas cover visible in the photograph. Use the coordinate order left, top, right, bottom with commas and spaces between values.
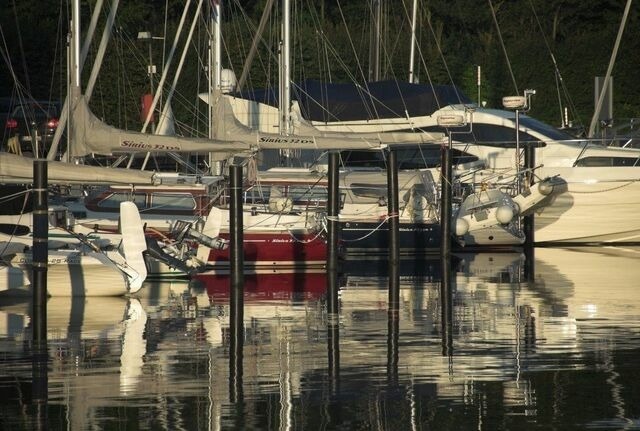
230, 80, 471, 122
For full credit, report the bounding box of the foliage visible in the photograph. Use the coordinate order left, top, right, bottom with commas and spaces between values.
0, 0, 638, 131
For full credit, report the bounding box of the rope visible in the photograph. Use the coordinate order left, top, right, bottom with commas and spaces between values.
569, 180, 639, 194
325, 213, 401, 243
488, 0, 519, 95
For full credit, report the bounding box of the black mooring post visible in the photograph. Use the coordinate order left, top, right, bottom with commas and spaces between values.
326, 151, 340, 313
229, 163, 244, 403
523, 143, 536, 245
524, 143, 536, 280
386, 148, 400, 386
440, 141, 452, 258
326, 151, 341, 393
387, 148, 400, 308
32, 160, 48, 351
32, 159, 49, 429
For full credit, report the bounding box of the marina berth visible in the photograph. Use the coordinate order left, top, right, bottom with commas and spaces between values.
209, 79, 640, 245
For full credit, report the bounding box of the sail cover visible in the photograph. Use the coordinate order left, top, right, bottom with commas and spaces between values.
71, 92, 395, 157
209, 90, 443, 148
69, 94, 249, 159
0, 152, 158, 185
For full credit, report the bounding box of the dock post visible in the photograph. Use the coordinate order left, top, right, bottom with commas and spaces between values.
32, 159, 49, 427
523, 143, 536, 246
326, 151, 340, 311
326, 151, 341, 392
386, 148, 400, 308
524, 143, 536, 280
229, 163, 244, 403
440, 140, 452, 258
386, 148, 400, 385
32, 160, 48, 350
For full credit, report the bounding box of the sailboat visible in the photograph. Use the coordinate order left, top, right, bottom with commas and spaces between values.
1, 201, 148, 296
209, 70, 640, 245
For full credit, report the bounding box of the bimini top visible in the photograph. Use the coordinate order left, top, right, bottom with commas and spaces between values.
230, 79, 471, 123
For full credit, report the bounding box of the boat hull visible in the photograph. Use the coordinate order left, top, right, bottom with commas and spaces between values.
340, 220, 441, 256
3, 251, 130, 296
205, 231, 327, 272
534, 167, 640, 244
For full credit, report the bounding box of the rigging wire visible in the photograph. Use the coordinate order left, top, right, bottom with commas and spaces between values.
528, 0, 583, 132
487, 0, 519, 95
11, 0, 30, 95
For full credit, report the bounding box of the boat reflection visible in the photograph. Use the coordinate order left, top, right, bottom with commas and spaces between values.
0, 247, 638, 429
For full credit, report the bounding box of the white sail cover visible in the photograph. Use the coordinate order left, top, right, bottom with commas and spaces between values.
69, 90, 403, 160
204, 90, 445, 146
0, 152, 158, 185
69, 93, 248, 159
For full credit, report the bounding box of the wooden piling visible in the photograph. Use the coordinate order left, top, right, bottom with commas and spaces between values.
326, 151, 340, 315
229, 163, 244, 402
440, 142, 452, 258
386, 148, 400, 309
32, 160, 48, 350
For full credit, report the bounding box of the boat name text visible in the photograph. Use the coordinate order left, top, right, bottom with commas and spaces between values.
259, 136, 315, 145
120, 140, 181, 151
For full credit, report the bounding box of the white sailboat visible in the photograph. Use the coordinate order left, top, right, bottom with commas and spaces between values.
0, 201, 148, 296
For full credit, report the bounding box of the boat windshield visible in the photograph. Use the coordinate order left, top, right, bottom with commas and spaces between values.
518, 116, 574, 141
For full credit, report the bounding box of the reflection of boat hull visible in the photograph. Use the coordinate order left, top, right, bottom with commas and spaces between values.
196, 271, 328, 301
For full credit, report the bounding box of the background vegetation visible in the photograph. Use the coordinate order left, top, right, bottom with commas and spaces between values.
1, 0, 638, 136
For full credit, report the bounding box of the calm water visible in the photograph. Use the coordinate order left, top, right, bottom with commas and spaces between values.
1, 246, 640, 430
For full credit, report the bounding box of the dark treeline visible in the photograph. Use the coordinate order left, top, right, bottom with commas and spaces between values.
1, 0, 638, 134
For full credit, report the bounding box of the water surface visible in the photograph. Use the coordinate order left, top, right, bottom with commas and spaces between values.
1, 246, 639, 430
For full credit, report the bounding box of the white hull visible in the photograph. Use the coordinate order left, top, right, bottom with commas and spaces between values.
2, 250, 130, 296
534, 170, 640, 243
217, 94, 640, 245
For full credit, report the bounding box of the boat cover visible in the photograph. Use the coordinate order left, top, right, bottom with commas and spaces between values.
231, 79, 471, 122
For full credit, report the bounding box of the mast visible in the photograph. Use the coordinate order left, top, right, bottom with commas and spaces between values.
279, 0, 291, 136
369, 0, 381, 81
208, 0, 222, 175
588, 0, 632, 138
72, 0, 81, 88
408, 0, 417, 83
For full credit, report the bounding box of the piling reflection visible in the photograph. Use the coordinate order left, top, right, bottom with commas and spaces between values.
0, 248, 639, 429
440, 256, 453, 358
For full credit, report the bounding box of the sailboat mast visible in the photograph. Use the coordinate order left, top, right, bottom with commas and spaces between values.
369, 0, 381, 81
408, 0, 417, 83
279, 0, 291, 136
72, 0, 81, 88
587, 0, 632, 138
208, 0, 223, 175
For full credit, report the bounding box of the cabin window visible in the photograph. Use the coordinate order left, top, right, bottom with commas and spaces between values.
341, 146, 478, 169
574, 156, 640, 167
97, 192, 146, 210
349, 183, 388, 199
151, 193, 196, 210
287, 185, 327, 205
244, 184, 271, 204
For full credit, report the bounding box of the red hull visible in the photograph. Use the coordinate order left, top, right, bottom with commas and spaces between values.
207, 231, 327, 268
